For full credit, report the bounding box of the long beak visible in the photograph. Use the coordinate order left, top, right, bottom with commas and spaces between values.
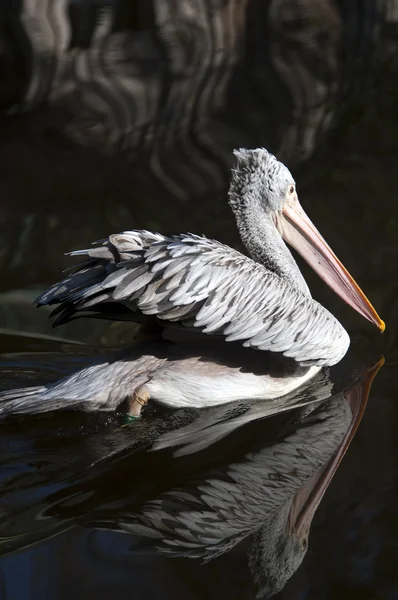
289, 355, 384, 539
279, 196, 385, 332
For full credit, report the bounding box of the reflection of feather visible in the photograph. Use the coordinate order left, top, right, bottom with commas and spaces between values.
97, 396, 350, 565
151, 369, 333, 457
0, 347, 377, 599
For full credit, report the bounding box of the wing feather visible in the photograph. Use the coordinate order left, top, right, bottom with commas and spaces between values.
36, 230, 349, 366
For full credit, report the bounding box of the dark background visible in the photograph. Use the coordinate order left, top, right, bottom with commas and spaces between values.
0, 1, 397, 598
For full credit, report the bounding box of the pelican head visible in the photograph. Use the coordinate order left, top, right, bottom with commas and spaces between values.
248, 467, 322, 599
250, 517, 308, 599
229, 147, 385, 332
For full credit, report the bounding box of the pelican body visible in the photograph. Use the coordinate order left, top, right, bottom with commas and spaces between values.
0, 148, 384, 417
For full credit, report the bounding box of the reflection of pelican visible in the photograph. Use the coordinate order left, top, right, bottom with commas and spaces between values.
0, 356, 383, 599
0, 148, 383, 417
75, 358, 382, 598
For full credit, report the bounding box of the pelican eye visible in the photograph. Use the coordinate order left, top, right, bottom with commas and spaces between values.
300, 536, 308, 552
287, 184, 295, 196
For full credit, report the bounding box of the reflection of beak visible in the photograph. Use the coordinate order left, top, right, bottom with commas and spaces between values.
278, 196, 385, 332
288, 356, 384, 540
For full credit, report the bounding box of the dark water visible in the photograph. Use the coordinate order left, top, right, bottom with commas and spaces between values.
1, 1, 398, 599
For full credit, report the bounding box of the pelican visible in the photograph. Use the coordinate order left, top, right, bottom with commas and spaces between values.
0, 148, 384, 418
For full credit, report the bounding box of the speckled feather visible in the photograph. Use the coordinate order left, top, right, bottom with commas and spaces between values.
115, 396, 351, 560
37, 229, 349, 367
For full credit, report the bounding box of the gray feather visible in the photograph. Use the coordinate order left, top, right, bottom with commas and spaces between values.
36, 230, 349, 366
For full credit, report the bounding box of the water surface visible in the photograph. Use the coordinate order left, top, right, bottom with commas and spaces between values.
1, 1, 398, 598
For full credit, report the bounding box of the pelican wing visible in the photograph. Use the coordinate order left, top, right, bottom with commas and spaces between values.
37, 230, 349, 366
117, 396, 351, 560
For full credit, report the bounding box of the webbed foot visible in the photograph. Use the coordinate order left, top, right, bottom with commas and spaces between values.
126, 386, 150, 418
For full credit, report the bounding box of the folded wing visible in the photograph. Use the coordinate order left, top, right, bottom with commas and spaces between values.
36, 230, 349, 366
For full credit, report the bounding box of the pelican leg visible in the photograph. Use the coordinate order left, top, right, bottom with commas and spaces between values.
126, 386, 151, 418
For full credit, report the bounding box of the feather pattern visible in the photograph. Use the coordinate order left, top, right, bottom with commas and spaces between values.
36, 230, 349, 367
116, 396, 351, 560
